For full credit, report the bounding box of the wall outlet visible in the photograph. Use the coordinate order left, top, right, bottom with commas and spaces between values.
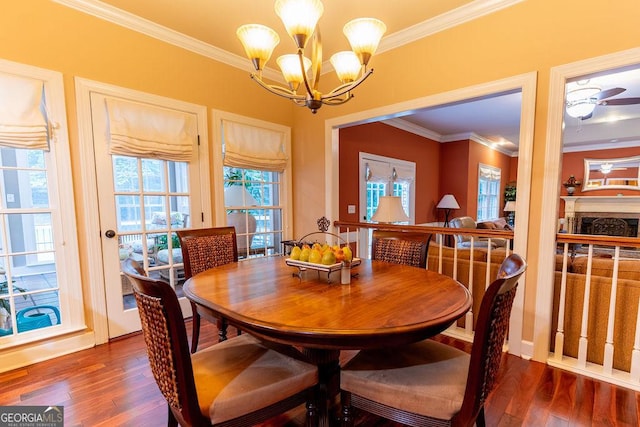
6, 194, 14, 203
348, 205, 356, 214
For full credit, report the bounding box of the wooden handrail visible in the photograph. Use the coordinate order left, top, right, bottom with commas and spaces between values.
333, 220, 513, 239
556, 233, 640, 249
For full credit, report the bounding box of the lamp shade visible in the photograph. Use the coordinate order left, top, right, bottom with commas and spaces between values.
224, 185, 258, 208
503, 201, 516, 212
436, 194, 460, 210
371, 196, 409, 223
236, 24, 280, 71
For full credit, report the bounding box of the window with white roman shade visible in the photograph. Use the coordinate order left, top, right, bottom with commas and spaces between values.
222, 119, 288, 172
0, 73, 49, 151
105, 98, 196, 162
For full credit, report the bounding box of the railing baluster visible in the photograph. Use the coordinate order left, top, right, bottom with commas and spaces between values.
630, 298, 640, 382
465, 239, 475, 334
603, 246, 621, 374
578, 244, 594, 368
554, 242, 571, 361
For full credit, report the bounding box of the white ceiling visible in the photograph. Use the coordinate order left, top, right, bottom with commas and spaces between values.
57, 0, 640, 155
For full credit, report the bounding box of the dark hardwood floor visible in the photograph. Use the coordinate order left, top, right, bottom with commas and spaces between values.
1, 320, 639, 426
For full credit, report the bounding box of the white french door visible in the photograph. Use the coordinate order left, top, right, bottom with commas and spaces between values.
89, 92, 206, 338
358, 153, 415, 258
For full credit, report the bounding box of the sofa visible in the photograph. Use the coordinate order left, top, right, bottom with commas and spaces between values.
448, 216, 510, 248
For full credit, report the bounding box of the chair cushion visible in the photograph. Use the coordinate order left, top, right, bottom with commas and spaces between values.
191, 334, 318, 424
341, 339, 469, 420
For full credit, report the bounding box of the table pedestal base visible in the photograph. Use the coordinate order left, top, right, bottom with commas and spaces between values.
303, 348, 341, 427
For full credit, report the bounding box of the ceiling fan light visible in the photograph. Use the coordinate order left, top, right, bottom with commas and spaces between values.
566, 100, 596, 118
600, 162, 613, 174
236, 24, 280, 71
277, 54, 312, 88
565, 86, 600, 103
343, 18, 387, 66
275, 0, 324, 49
330, 51, 361, 83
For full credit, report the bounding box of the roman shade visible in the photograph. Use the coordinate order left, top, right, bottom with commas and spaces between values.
0, 73, 49, 151
365, 161, 391, 183
222, 120, 288, 172
105, 98, 196, 162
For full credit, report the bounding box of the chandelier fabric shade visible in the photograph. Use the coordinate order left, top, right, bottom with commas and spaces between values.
236, 0, 386, 113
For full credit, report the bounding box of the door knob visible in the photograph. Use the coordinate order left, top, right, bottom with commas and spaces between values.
104, 229, 116, 238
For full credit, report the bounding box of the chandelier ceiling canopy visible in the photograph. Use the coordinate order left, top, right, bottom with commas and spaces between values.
236, 0, 386, 113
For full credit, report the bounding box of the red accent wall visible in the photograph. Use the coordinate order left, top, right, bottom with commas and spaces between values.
339, 123, 440, 223
561, 146, 640, 197
339, 122, 515, 223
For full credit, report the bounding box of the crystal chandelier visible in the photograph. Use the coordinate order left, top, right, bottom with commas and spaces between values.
236, 0, 386, 113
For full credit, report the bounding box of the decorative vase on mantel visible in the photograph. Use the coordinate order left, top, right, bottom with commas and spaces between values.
563, 175, 582, 195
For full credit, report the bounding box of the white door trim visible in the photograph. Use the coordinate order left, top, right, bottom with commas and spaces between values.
75, 78, 210, 344
325, 72, 537, 358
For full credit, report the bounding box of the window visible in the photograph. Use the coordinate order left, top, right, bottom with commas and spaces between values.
213, 110, 292, 258
361, 154, 415, 223
477, 164, 501, 221
223, 167, 283, 258
0, 59, 82, 343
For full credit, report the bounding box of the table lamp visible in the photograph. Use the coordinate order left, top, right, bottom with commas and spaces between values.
436, 194, 460, 227
504, 200, 516, 227
372, 196, 409, 223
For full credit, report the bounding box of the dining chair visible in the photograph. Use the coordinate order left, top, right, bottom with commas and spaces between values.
121, 260, 319, 427
340, 253, 527, 427
371, 230, 432, 268
177, 227, 238, 352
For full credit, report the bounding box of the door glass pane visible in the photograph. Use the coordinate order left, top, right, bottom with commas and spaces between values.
116, 195, 142, 232
113, 156, 139, 192
142, 158, 165, 192
113, 156, 190, 310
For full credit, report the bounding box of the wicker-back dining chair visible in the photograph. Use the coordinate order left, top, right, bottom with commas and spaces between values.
340, 253, 527, 427
371, 230, 432, 268
121, 259, 319, 427
177, 227, 238, 352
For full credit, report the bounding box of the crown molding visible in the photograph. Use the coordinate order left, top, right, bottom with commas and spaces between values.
382, 118, 442, 141
54, 0, 523, 82
377, 0, 525, 55
383, 119, 516, 157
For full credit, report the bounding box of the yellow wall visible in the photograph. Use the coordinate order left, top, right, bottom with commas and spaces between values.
2, 0, 640, 349
1, 0, 294, 333
290, 0, 640, 342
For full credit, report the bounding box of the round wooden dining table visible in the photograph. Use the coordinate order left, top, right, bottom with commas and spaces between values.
184, 256, 472, 426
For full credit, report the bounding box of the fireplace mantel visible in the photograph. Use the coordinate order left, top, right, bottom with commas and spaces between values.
561, 196, 640, 232
561, 196, 640, 214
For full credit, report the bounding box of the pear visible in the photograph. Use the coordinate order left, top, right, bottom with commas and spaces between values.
321, 250, 337, 265
299, 248, 311, 262
289, 246, 302, 260
342, 245, 353, 262
309, 249, 322, 264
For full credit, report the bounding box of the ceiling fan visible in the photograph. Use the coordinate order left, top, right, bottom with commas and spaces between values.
565, 85, 640, 120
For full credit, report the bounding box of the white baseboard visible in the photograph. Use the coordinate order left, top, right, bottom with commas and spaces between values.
0, 331, 95, 373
